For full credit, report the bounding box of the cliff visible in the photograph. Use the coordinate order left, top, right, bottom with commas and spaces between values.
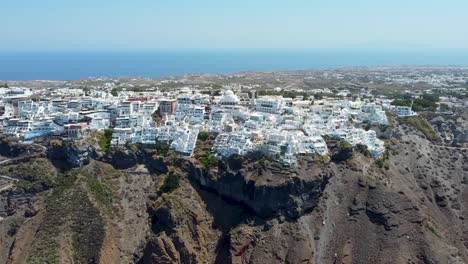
186, 155, 331, 219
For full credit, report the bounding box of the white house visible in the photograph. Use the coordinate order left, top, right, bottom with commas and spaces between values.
395, 106, 416, 117
255, 96, 285, 114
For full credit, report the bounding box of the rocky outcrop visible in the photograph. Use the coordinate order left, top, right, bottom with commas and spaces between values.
330, 145, 354, 163
370, 124, 394, 139
187, 156, 331, 219
145, 156, 169, 175
47, 141, 101, 169
105, 147, 140, 169
142, 235, 181, 264
0, 136, 45, 158
429, 109, 468, 147
105, 146, 169, 174
145, 175, 224, 264
349, 184, 423, 231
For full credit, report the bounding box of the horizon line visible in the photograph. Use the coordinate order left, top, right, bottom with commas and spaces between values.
3, 47, 468, 53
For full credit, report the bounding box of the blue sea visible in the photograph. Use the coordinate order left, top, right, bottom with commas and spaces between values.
1, 49, 468, 80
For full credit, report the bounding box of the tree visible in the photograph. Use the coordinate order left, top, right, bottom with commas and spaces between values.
412, 94, 439, 111
314, 93, 324, 100
154, 141, 170, 156
439, 103, 450, 111
99, 129, 113, 153
391, 99, 412, 107
82, 86, 91, 96
157, 171, 180, 195
212, 84, 222, 90
198, 131, 210, 141
110, 88, 120, 97
199, 153, 217, 168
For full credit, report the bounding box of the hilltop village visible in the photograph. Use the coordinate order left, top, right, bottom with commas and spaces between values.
0, 86, 394, 165
1, 67, 467, 166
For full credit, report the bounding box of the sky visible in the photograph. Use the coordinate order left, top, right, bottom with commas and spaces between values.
1, 0, 468, 51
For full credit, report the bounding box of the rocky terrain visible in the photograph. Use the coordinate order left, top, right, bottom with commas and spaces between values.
0, 114, 468, 264
428, 109, 468, 147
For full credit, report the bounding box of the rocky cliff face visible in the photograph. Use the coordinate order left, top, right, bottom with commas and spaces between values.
429, 109, 468, 147
0, 136, 45, 158
141, 155, 331, 263
105, 146, 168, 174
47, 140, 101, 169
187, 156, 331, 219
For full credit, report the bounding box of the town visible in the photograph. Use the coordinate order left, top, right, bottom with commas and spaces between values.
1, 67, 467, 167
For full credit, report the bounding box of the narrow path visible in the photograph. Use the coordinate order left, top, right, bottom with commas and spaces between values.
0, 159, 11, 165
431, 144, 468, 151
0, 150, 44, 165
19, 141, 47, 151
0, 184, 14, 192
0, 175, 19, 182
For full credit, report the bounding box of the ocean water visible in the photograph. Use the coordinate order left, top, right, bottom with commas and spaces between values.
0, 49, 468, 80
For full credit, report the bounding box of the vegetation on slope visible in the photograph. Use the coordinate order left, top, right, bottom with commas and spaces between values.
69, 187, 106, 264
158, 170, 181, 195
0, 158, 56, 193
26, 161, 119, 263
199, 153, 218, 168
82, 162, 120, 215
375, 149, 390, 170
98, 129, 113, 153
400, 115, 440, 142
198, 131, 210, 142
386, 111, 397, 128
391, 93, 440, 112
154, 141, 170, 156
27, 171, 78, 264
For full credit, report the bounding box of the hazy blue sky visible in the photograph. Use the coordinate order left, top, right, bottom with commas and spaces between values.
1, 0, 468, 51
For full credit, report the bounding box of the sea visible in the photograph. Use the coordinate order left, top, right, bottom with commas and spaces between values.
1, 49, 468, 81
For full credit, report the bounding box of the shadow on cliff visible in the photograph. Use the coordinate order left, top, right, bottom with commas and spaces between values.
188, 175, 260, 263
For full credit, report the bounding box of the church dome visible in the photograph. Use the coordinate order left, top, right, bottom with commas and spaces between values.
220, 90, 240, 105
